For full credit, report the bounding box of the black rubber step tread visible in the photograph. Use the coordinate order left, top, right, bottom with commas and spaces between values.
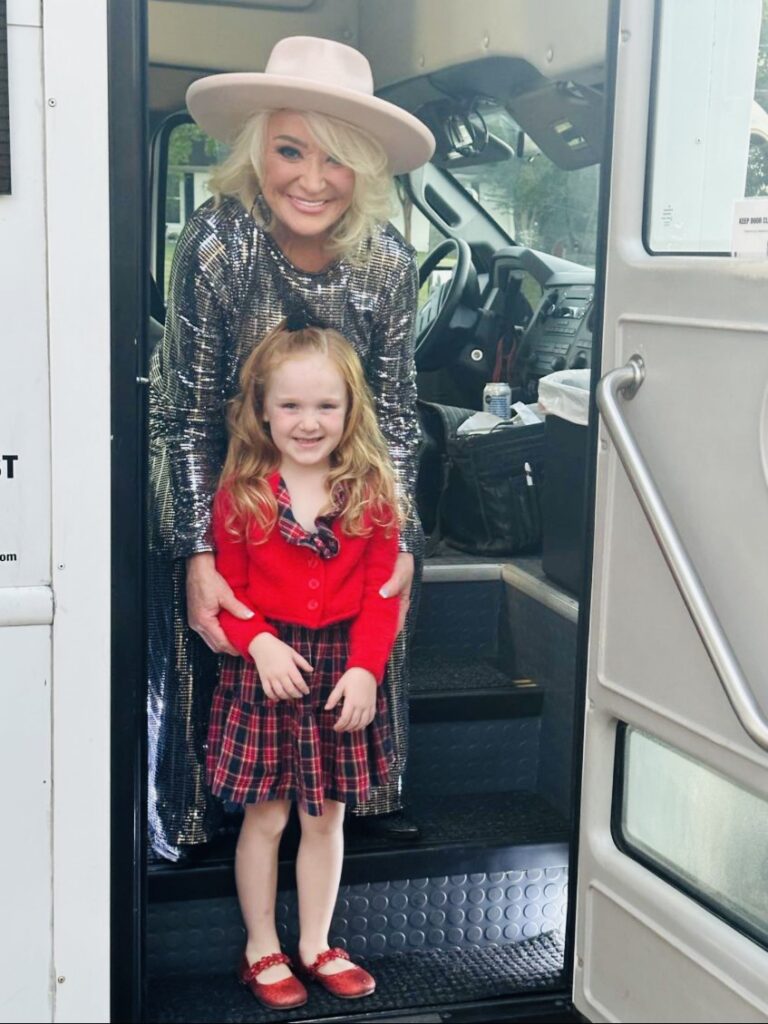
409, 650, 542, 722
378, 792, 567, 849
149, 792, 569, 902
409, 651, 531, 695
341, 996, 579, 1024
423, 542, 512, 566
146, 932, 565, 1022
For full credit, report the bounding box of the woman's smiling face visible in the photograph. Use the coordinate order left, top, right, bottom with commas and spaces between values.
261, 111, 356, 246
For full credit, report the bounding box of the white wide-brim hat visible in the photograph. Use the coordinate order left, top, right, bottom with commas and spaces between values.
186, 36, 435, 175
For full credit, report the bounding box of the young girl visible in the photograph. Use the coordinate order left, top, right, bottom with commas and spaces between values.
206, 316, 401, 1009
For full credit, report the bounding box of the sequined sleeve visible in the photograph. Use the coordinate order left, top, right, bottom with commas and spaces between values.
153, 221, 232, 558
369, 253, 422, 553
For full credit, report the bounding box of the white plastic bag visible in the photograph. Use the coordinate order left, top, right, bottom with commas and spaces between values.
456, 411, 504, 434
511, 401, 544, 426
537, 368, 591, 426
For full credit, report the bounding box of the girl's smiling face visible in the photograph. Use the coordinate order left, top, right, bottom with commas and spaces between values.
263, 352, 348, 472
261, 111, 356, 246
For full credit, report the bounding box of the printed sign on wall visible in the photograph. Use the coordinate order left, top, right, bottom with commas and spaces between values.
1, 9, 51, 588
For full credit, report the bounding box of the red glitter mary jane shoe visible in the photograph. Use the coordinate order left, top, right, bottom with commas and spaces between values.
299, 947, 376, 999
237, 951, 308, 1009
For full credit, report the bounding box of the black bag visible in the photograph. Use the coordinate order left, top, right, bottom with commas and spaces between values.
417, 401, 545, 556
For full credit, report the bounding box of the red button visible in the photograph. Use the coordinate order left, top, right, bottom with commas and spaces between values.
308, 578, 320, 590
307, 599, 319, 611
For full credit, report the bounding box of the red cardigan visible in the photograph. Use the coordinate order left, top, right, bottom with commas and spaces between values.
213, 480, 400, 681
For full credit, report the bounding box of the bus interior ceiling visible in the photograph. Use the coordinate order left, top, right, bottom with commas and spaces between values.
145, 2, 606, 1020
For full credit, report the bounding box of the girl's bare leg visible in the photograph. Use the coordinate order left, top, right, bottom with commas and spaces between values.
296, 799, 352, 974
237, 799, 293, 982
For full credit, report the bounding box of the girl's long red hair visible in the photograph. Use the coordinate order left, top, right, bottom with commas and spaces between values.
220, 321, 401, 540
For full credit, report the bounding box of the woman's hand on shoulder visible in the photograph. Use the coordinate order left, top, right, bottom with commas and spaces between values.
379, 551, 414, 635
326, 668, 377, 732
186, 552, 253, 655
248, 633, 313, 701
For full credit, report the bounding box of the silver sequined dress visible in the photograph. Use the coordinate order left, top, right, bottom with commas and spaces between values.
148, 196, 423, 860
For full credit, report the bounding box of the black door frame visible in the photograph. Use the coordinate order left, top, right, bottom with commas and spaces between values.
108, 0, 148, 1020
559, 0, 622, 996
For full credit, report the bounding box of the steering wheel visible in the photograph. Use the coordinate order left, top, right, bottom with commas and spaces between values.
414, 237, 472, 371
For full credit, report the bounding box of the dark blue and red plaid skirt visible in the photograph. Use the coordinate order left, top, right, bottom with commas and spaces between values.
206, 619, 393, 815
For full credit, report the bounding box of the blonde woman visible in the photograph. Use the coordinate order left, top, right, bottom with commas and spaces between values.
148, 36, 435, 860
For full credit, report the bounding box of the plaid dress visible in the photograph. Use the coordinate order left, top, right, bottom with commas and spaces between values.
205, 482, 394, 815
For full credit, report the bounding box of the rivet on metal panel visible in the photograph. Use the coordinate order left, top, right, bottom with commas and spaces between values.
621, 29, 631, 42
48, 98, 57, 107
482, 35, 489, 49
57, 976, 65, 984
546, 47, 554, 63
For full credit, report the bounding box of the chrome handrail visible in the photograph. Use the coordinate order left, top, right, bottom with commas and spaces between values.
597, 355, 768, 751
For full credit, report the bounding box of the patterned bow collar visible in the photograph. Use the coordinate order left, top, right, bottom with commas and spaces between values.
275, 477, 340, 559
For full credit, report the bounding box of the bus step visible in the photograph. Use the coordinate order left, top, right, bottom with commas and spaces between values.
409, 650, 540, 701
146, 931, 566, 1023
407, 715, 541, 799
148, 791, 569, 902
410, 653, 541, 729
414, 575, 504, 657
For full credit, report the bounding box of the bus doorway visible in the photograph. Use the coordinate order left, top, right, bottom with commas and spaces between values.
112, 1, 767, 1022
134, 2, 609, 1019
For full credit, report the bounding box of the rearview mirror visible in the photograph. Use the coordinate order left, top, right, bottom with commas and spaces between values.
434, 131, 515, 169
420, 99, 517, 169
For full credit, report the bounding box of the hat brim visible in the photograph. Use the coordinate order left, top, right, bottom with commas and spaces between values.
186, 73, 435, 175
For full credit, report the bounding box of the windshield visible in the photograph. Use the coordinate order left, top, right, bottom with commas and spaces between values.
447, 106, 600, 267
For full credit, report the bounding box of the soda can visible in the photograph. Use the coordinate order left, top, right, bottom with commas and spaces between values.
483, 382, 511, 419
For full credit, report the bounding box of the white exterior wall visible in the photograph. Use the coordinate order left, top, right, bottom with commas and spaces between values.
0, 1, 111, 1021
1, 3, 54, 1021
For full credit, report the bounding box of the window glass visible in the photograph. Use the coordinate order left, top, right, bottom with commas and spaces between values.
747, 3, 768, 197
620, 727, 768, 947
647, 0, 768, 252
390, 183, 442, 262
390, 184, 448, 304
163, 122, 225, 293
448, 108, 600, 267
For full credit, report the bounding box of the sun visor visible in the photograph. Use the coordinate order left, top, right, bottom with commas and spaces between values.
509, 82, 604, 170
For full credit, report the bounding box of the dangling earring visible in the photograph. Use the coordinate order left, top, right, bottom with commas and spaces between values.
252, 193, 272, 228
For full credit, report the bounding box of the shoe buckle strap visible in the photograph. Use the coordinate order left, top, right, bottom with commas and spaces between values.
307, 947, 350, 976
245, 951, 291, 981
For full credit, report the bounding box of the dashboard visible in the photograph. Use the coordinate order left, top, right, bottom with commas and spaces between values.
485, 246, 595, 400
417, 243, 596, 410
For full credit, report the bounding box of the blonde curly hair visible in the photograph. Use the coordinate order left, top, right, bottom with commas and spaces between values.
220, 320, 400, 540
208, 109, 394, 259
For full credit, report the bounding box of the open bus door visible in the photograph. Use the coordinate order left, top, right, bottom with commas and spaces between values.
574, 0, 768, 1019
